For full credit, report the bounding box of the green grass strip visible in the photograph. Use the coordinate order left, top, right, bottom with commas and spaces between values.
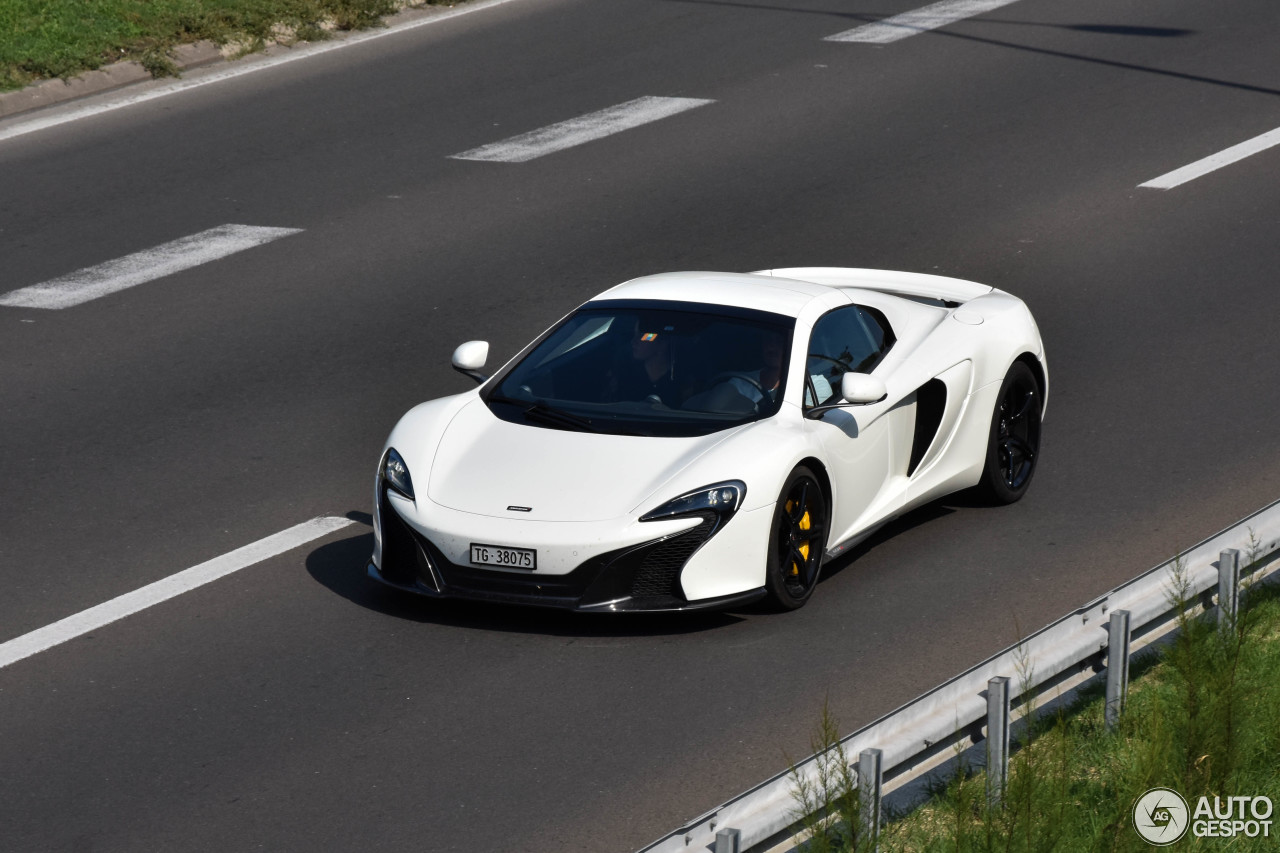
0, 0, 451, 92
794, 572, 1280, 852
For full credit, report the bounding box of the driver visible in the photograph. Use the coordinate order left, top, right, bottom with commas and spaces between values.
727, 330, 786, 405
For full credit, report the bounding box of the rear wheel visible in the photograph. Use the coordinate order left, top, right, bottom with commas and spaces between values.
977, 362, 1041, 504
765, 466, 828, 610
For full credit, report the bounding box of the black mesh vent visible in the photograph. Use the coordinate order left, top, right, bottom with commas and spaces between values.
630, 512, 717, 598
378, 489, 420, 586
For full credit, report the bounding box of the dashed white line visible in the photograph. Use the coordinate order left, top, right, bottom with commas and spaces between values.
1139, 126, 1280, 190
825, 0, 1022, 44
449, 96, 715, 163
0, 517, 356, 671
0, 224, 302, 309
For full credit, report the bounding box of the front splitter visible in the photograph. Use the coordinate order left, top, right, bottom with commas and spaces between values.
366, 561, 765, 613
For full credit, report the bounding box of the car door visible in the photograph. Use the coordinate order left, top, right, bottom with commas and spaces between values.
801, 304, 907, 548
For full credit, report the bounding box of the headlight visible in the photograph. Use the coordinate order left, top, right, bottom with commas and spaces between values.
640, 480, 746, 522
383, 448, 415, 500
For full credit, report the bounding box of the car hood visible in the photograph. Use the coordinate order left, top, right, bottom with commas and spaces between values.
426, 398, 739, 521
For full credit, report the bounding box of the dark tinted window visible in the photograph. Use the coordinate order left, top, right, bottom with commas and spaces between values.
804, 306, 894, 406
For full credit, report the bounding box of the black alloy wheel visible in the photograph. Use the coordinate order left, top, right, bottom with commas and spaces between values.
978, 361, 1042, 504
765, 466, 828, 610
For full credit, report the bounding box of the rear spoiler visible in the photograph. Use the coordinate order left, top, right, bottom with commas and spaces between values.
752, 267, 994, 305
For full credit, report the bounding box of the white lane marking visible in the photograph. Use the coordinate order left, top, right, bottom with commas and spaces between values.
825, 0, 1021, 44
0, 517, 356, 671
449, 96, 716, 163
0, 0, 527, 145
1139, 126, 1280, 190
0, 224, 302, 309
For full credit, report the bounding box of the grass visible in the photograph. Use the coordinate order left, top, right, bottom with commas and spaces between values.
0, 0, 458, 93
793, 565, 1280, 852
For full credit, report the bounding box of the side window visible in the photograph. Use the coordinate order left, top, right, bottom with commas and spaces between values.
804, 306, 894, 407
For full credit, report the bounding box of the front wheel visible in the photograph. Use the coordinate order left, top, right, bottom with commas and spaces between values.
976, 361, 1042, 504
765, 466, 828, 610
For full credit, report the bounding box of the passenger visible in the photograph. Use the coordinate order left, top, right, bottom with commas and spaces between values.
608, 323, 683, 404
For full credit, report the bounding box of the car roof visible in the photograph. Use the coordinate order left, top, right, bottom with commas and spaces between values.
590, 271, 831, 317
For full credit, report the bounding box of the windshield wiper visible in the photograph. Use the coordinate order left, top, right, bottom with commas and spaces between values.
488, 394, 652, 436
520, 400, 603, 433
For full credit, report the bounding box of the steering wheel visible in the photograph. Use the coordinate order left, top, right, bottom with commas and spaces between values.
710, 371, 767, 395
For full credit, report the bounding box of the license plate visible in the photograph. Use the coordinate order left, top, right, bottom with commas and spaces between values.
470, 543, 536, 570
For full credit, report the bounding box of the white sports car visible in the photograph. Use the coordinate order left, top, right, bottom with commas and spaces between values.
369, 268, 1046, 612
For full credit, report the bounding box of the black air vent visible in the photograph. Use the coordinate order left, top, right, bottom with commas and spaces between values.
907, 379, 947, 477
630, 512, 717, 598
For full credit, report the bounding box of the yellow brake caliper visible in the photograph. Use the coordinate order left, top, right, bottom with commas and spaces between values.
786, 500, 812, 576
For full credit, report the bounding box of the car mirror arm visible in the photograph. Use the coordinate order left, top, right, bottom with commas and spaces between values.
453, 366, 489, 385
803, 396, 885, 419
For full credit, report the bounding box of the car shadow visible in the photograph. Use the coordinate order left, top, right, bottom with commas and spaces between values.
816, 479, 1028, 585
304, 514, 746, 636
816, 500, 959, 582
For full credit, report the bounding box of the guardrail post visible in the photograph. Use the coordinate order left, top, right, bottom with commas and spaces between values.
1219, 548, 1241, 631
713, 827, 740, 853
857, 748, 882, 853
986, 676, 1010, 809
1105, 609, 1131, 731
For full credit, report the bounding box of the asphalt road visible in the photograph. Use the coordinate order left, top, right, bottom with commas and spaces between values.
2, 0, 1279, 850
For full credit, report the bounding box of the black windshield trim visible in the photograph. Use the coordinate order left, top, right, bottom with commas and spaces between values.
584, 298, 793, 325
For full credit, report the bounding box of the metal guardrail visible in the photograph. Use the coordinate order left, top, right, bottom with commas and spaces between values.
637, 498, 1280, 853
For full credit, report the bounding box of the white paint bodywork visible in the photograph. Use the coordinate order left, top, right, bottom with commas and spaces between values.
373, 269, 1047, 607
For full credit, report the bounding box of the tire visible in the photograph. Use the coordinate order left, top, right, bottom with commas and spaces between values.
764, 466, 829, 610
977, 361, 1042, 504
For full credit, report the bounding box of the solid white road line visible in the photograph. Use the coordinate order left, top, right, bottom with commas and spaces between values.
0, 516, 356, 671
1139, 126, 1280, 190
0, 0, 528, 145
449, 96, 716, 163
826, 0, 1021, 44
0, 224, 302, 310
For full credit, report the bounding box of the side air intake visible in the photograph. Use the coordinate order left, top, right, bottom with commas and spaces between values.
907, 379, 947, 477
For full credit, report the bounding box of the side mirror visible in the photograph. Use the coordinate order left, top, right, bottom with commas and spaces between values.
452, 340, 490, 385
841, 373, 887, 404
805, 372, 888, 418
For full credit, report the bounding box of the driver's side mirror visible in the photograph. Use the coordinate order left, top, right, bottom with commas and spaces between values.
452, 340, 490, 385
841, 373, 887, 404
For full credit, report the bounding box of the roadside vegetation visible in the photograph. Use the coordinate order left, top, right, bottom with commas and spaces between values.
793, 569, 1280, 852
0, 0, 458, 92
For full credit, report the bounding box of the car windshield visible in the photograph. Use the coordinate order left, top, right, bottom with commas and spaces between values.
485, 300, 795, 437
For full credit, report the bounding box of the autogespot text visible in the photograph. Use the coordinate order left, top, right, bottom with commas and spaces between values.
1191, 795, 1273, 839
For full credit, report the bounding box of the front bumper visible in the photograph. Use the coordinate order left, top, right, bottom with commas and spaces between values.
370, 489, 766, 613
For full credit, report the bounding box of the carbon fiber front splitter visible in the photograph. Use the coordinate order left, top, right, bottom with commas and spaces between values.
366, 560, 765, 613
